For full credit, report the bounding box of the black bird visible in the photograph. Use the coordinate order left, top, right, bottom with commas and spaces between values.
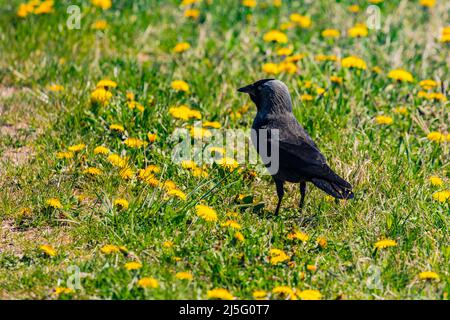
238, 79, 353, 215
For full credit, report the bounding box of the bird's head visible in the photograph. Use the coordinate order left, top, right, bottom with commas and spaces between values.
237, 79, 292, 113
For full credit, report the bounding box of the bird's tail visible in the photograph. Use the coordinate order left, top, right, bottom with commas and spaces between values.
311, 174, 354, 200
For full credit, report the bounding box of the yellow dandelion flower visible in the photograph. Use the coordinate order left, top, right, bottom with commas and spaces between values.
287, 231, 309, 242
184, 8, 200, 19
181, 0, 199, 6
316, 87, 326, 95
147, 133, 157, 142
33, 0, 54, 15
107, 154, 127, 168
195, 204, 218, 222
419, 79, 437, 90
429, 176, 443, 186
47, 84, 64, 92
56, 151, 74, 159
297, 289, 322, 300
374, 239, 397, 249
388, 69, 414, 82
162, 241, 174, 248
330, 76, 343, 84
119, 167, 133, 180
392, 106, 408, 115
424, 92, 447, 102
83, 167, 102, 176
221, 220, 242, 229
375, 115, 393, 125
419, 0, 436, 8
170, 80, 189, 92
17, 3, 34, 18
96, 79, 117, 89
278, 61, 297, 74
109, 124, 125, 132
124, 261, 142, 271
234, 231, 245, 241
173, 42, 190, 53
315, 54, 338, 62
272, 286, 295, 297
68, 143, 85, 152
190, 127, 212, 139
124, 138, 147, 148
440, 33, 450, 43
54, 287, 74, 295
169, 105, 201, 120
307, 265, 317, 272
262, 63, 280, 75
164, 180, 177, 191
181, 160, 197, 169
432, 190, 450, 203
322, 29, 340, 38
242, 0, 257, 8
138, 165, 161, 180
427, 132, 445, 143
301, 94, 314, 102
277, 47, 293, 56
203, 121, 221, 129
348, 5, 360, 13
317, 237, 327, 248
127, 101, 145, 112
91, 0, 112, 10
93, 146, 109, 155
175, 271, 193, 280
114, 198, 129, 210
90, 87, 112, 106
18, 207, 32, 217
40, 244, 57, 257
341, 56, 367, 70
207, 288, 234, 300
167, 189, 187, 201
252, 290, 267, 300
137, 277, 159, 288
289, 13, 311, 28
192, 167, 209, 178
285, 53, 305, 62
269, 248, 289, 265
215, 157, 239, 170
263, 30, 288, 43
418, 271, 439, 280
46, 198, 62, 209
100, 244, 121, 254
126, 92, 135, 101
91, 19, 108, 30
348, 24, 368, 38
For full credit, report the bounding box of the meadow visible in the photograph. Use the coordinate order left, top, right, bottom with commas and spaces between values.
0, 0, 449, 300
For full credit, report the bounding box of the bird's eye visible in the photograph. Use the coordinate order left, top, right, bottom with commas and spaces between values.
257, 86, 262, 91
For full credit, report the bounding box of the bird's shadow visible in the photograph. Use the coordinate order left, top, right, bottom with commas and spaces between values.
258, 207, 319, 228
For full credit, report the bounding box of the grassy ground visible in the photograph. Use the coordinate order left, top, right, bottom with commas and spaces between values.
0, 0, 449, 300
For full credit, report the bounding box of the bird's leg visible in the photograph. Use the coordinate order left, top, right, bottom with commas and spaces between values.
274, 179, 284, 215
299, 182, 307, 212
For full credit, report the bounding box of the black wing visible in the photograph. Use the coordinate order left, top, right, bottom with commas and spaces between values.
267, 114, 353, 198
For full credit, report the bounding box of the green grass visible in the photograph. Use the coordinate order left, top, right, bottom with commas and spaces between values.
0, 0, 449, 300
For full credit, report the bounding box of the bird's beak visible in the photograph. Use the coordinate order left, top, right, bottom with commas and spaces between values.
237, 84, 254, 94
